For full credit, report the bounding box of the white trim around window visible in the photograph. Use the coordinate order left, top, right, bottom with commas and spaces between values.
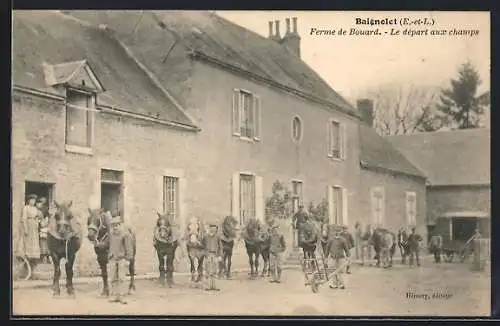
231, 88, 262, 142
327, 118, 346, 161
405, 191, 417, 226
370, 186, 385, 227
64, 88, 96, 155
291, 115, 303, 143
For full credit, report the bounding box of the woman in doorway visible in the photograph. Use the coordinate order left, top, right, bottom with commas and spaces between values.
20, 194, 41, 268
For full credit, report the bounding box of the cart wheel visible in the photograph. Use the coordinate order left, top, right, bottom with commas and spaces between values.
311, 282, 319, 293
13, 256, 31, 281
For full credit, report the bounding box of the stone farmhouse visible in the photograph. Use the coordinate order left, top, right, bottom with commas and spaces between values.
12, 11, 426, 274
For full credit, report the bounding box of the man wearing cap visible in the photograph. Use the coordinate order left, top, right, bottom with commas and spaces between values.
202, 222, 223, 291
327, 227, 350, 289
407, 227, 423, 267
269, 223, 286, 283
292, 205, 309, 247
108, 216, 134, 304
340, 225, 355, 274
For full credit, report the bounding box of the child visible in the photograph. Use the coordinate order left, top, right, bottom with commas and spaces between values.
202, 222, 223, 291
340, 225, 355, 274
268, 223, 286, 283
37, 199, 50, 263
108, 216, 134, 304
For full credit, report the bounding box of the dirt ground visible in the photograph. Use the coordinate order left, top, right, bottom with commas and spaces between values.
12, 262, 490, 316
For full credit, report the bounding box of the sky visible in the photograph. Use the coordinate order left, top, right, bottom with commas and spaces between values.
216, 11, 490, 104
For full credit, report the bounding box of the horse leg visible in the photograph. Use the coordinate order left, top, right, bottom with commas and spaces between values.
226, 251, 233, 279
97, 253, 109, 296
65, 253, 76, 296
218, 251, 226, 279
196, 256, 204, 283
51, 253, 61, 296
128, 258, 136, 293
254, 252, 260, 278
157, 250, 166, 285
165, 251, 175, 287
189, 256, 196, 282
247, 252, 255, 278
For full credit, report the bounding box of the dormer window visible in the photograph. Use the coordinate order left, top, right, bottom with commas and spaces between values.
65, 89, 94, 151
43, 59, 105, 156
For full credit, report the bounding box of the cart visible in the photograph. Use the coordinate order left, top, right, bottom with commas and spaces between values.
299, 241, 348, 293
442, 235, 476, 263
13, 235, 33, 281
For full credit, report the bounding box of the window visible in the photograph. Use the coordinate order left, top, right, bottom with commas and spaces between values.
371, 187, 385, 227
327, 120, 346, 160
65, 89, 94, 149
292, 180, 303, 213
163, 176, 179, 220
331, 186, 343, 224
232, 89, 261, 141
405, 191, 417, 226
239, 174, 256, 225
327, 185, 347, 225
100, 169, 124, 218
292, 116, 303, 142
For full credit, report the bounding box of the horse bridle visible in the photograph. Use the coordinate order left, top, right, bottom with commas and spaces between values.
89, 213, 108, 246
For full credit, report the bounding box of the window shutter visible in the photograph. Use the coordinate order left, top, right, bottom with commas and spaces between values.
342, 188, 348, 227
231, 172, 240, 220
327, 186, 334, 224
340, 124, 347, 160
327, 121, 333, 157
232, 89, 240, 136
255, 175, 264, 221
158, 175, 164, 214
253, 95, 261, 141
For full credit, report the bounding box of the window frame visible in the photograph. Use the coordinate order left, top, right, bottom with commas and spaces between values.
239, 173, 256, 225
370, 186, 385, 227
405, 191, 417, 226
65, 87, 95, 155
327, 118, 346, 161
163, 176, 180, 221
232, 88, 261, 142
291, 115, 303, 142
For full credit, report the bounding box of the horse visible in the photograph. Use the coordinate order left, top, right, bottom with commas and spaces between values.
184, 217, 206, 284
47, 200, 82, 296
298, 219, 319, 270
371, 228, 396, 268
242, 218, 270, 279
397, 227, 410, 264
217, 215, 239, 279
86, 208, 137, 296
153, 212, 180, 287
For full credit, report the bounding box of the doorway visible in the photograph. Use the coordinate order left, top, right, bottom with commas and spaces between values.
24, 181, 54, 205
100, 169, 124, 218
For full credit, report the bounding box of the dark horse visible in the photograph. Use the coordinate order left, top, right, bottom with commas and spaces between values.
298, 219, 319, 270
153, 212, 179, 287
184, 217, 205, 284
217, 215, 239, 279
371, 228, 396, 268
47, 201, 82, 296
397, 227, 410, 264
86, 208, 137, 296
242, 218, 270, 279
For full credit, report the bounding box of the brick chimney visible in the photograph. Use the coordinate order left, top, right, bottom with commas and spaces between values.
280, 17, 301, 58
357, 99, 374, 127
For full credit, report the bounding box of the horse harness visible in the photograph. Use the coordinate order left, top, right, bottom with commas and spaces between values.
89, 213, 109, 248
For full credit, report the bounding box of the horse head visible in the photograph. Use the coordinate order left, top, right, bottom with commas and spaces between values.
53, 200, 75, 239
221, 215, 239, 239
185, 217, 204, 246
156, 211, 174, 241
86, 207, 109, 243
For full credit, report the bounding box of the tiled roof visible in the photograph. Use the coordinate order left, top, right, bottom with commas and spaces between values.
359, 125, 426, 179
386, 128, 490, 186
12, 11, 196, 127
65, 10, 357, 116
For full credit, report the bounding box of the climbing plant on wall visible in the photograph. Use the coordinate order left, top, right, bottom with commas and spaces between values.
265, 180, 293, 220
308, 198, 328, 223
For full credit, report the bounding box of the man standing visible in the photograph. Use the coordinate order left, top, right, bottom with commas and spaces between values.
354, 222, 363, 260
340, 225, 355, 274
202, 222, 223, 291
268, 223, 286, 283
429, 231, 443, 263
408, 227, 423, 267
327, 227, 350, 290
292, 205, 309, 248
361, 224, 373, 265
108, 216, 134, 304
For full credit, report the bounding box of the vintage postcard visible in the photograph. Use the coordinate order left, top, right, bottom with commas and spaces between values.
11, 10, 490, 317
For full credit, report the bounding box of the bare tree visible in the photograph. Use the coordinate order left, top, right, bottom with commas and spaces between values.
363, 83, 440, 136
